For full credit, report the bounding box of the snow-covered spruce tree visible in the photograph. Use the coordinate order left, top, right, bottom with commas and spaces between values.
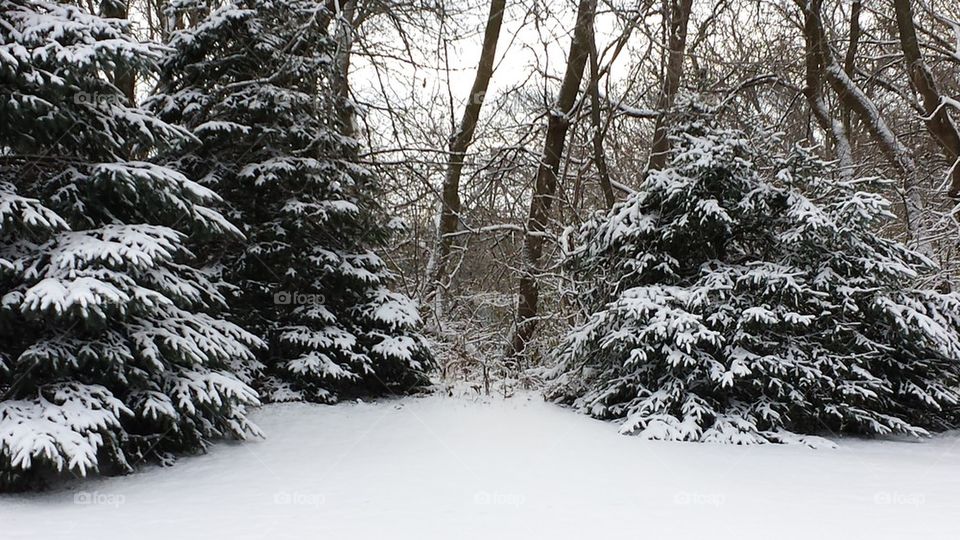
147, 0, 431, 403
547, 111, 960, 445
0, 0, 263, 490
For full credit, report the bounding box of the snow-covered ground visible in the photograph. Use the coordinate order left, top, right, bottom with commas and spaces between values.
2, 394, 959, 539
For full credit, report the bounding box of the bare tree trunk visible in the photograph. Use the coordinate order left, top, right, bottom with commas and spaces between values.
101, 0, 136, 105
893, 0, 960, 198
798, 0, 930, 255
587, 16, 616, 209
646, 0, 693, 173
840, 0, 861, 141
425, 0, 507, 309
801, 0, 853, 176
331, 0, 358, 137
507, 0, 596, 358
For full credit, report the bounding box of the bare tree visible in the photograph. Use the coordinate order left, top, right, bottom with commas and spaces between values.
586, 13, 616, 209
508, 0, 596, 358
800, 0, 853, 175
840, 0, 861, 141
331, 0, 359, 136
425, 0, 507, 313
893, 0, 960, 197
102, 0, 136, 104
646, 0, 693, 173
798, 0, 930, 253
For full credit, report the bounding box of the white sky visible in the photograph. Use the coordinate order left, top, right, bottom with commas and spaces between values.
351, 0, 656, 132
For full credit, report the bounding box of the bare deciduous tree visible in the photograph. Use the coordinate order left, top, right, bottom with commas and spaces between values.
102, 0, 136, 104
425, 0, 507, 313
798, 0, 930, 253
893, 0, 960, 197
646, 0, 693, 173
508, 0, 596, 358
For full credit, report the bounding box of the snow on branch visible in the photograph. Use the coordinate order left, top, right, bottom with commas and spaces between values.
928, 6, 960, 62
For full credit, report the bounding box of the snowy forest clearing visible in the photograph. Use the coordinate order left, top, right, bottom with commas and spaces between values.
2, 394, 959, 540
8, 0, 960, 534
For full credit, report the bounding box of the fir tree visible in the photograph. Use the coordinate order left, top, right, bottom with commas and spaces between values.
547, 109, 960, 445
147, 0, 432, 403
0, 0, 262, 489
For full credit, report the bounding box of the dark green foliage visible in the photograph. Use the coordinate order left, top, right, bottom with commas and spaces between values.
148, 0, 432, 402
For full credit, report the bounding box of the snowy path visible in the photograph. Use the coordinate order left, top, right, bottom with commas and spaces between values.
2, 394, 960, 539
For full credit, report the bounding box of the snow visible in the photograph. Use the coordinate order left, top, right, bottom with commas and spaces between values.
3, 394, 960, 540
0, 384, 129, 477
0, 182, 68, 233
934, 12, 960, 62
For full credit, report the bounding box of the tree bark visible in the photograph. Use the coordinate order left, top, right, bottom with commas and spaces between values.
840, 0, 861, 140
646, 0, 693, 173
507, 0, 596, 358
798, 0, 930, 255
101, 0, 136, 105
331, 0, 358, 137
587, 16, 616, 209
801, 0, 853, 176
425, 0, 507, 309
893, 0, 960, 197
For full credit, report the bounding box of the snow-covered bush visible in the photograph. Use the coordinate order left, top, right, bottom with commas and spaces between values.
547, 110, 960, 445
0, 0, 262, 489
147, 0, 432, 402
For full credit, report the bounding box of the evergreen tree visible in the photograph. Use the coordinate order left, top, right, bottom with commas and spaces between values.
0, 0, 262, 489
147, 0, 432, 403
548, 110, 960, 445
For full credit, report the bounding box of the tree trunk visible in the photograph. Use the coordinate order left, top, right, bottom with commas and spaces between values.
808, 0, 933, 257
507, 0, 596, 358
331, 0, 358, 137
646, 0, 693, 173
797, 0, 930, 255
587, 16, 616, 209
101, 0, 136, 105
840, 0, 861, 141
801, 0, 853, 176
893, 0, 960, 198
425, 0, 507, 309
